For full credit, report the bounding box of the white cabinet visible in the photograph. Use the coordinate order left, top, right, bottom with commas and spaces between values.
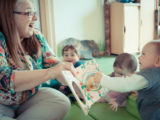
110, 2, 140, 54
139, 0, 155, 51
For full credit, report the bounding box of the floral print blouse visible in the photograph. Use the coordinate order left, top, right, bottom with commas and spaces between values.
0, 31, 59, 106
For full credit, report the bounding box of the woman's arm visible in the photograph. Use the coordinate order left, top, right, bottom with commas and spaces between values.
0, 44, 74, 92
14, 69, 49, 92
14, 62, 74, 92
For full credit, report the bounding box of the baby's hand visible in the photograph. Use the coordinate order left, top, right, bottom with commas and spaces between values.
94, 72, 103, 83
108, 99, 119, 112
87, 72, 102, 90
132, 91, 138, 97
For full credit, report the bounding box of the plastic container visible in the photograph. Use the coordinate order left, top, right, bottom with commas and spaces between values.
120, 0, 130, 3
130, 0, 135, 3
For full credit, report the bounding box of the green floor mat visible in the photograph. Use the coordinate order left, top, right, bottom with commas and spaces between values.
63, 104, 94, 120
88, 103, 138, 120
126, 95, 141, 120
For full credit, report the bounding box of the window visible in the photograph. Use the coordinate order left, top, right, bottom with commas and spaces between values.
31, 0, 41, 31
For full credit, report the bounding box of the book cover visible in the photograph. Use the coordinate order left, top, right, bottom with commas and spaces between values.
62, 59, 109, 115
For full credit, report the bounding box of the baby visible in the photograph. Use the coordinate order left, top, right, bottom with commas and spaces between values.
62, 45, 85, 68
98, 53, 138, 111
60, 45, 85, 101
88, 40, 160, 120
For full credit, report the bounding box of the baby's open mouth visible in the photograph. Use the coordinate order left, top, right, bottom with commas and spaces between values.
67, 60, 73, 62
29, 23, 34, 28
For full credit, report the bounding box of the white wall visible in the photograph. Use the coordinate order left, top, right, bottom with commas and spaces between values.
54, 0, 105, 51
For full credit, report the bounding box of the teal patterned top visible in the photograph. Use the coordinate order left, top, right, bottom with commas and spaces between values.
0, 30, 59, 106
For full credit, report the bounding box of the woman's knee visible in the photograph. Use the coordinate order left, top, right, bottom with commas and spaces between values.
16, 88, 71, 120
39, 88, 71, 119
34, 88, 71, 112
43, 88, 71, 112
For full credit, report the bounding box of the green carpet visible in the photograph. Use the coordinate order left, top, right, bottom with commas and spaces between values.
81, 55, 117, 75
94, 55, 116, 75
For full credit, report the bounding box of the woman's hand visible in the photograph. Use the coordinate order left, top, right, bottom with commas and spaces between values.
48, 62, 75, 85
14, 62, 75, 92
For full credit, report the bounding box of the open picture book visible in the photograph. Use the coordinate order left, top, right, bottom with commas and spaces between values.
62, 59, 109, 115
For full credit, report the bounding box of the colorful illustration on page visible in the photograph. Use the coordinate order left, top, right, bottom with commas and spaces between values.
76, 59, 109, 114
62, 59, 109, 115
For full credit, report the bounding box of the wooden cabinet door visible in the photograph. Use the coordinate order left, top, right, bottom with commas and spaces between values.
111, 2, 124, 54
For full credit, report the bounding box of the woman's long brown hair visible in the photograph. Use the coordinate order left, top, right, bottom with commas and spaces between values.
0, 0, 41, 68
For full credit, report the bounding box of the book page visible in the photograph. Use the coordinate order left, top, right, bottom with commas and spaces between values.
62, 59, 109, 115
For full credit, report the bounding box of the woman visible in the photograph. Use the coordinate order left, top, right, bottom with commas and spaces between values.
0, 0, 74, 119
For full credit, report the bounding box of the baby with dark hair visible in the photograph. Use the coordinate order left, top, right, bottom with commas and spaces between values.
98, 53, 138, 111
62, 45, 85, 67
113, 53, 137, 75
60, 45, 85, 102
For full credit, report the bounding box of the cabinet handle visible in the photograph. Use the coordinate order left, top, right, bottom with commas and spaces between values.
124, 26, 126, 33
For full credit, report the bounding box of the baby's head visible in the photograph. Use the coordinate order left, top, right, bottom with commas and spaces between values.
62, 45, 80, 64
113, 53, 137, 77
139, 40, 160, 70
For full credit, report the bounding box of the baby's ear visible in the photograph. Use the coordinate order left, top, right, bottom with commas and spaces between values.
155, 56, 160, 67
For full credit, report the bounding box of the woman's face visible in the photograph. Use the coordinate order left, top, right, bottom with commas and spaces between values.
14, 0, 37, 39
